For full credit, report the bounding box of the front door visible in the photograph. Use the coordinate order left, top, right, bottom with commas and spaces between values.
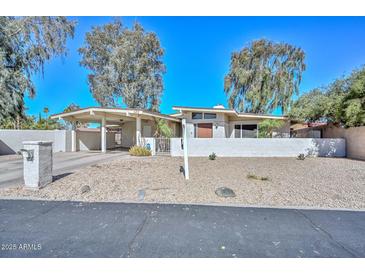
197, 123, 213, 138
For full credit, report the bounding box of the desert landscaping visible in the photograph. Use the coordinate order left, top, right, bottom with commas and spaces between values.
0, 156, 364, 209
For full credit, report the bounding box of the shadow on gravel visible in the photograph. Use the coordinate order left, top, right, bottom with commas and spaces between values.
52, 172, 72, 182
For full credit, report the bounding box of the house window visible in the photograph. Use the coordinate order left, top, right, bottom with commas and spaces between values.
204, 113, 217, 119
234, 124, 258, 138
192, 112, 203, 119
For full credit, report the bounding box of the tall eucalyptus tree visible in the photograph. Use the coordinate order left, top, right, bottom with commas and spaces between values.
224, 39, 306, 114
79, 20, 166, 112
0, 16, 76, 120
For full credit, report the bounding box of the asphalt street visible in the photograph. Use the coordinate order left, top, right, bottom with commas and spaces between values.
0, 200, 364, 257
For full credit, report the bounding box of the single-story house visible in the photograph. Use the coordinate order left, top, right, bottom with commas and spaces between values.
171, 105, 290, 139
50, 104, 290, 152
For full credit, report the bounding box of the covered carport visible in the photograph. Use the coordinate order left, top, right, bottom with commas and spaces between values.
50, 107, 181, 153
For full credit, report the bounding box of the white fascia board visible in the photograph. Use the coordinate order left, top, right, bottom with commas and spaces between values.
51, 107, 180, 122
236, 114, 288, 120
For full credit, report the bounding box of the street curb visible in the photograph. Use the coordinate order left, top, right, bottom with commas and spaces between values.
0, 197, 364, 212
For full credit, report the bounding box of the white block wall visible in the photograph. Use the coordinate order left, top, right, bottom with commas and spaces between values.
77, 131, 117, 151
170, 138, 346, 157
0, 129, 71, 155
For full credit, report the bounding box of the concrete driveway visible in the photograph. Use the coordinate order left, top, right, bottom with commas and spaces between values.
0, 151, 129, 188
0, 200, 364, 258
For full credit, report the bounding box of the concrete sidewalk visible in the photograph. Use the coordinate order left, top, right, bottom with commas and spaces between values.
0, 200, 364, 258
0, 151, 129, 188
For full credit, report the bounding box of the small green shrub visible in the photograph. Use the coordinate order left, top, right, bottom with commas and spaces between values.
247, 173, 269, 181
209, 152, 217, 160
297, 153, 305, 160
129, 145, 152, 156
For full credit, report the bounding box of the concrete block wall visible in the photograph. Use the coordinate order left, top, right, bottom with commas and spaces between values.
323, 125, 365, 160
170, 138, 346, 157
0, 129, 71, 155
77, 131, 117, 151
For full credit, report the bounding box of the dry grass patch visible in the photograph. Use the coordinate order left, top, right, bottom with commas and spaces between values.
247, 173, 269, 181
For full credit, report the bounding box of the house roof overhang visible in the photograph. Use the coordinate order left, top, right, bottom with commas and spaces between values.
172, 106, 288, 120
50, 107, 181, 125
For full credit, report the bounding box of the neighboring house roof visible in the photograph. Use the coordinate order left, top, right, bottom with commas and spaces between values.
172, 106, 288, 120
51, 107, 181, 123
291, 122, 328, 131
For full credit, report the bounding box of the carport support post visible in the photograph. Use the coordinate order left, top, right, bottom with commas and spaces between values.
71, 123, 76, 152
136, 116, 141, 146
101, 116, 106, 153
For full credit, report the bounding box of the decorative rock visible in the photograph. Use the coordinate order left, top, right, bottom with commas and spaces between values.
215, 187, 236, 198
81, 185, 91, 194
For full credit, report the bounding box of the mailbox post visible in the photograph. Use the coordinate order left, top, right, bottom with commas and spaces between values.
21, 141, 53, 189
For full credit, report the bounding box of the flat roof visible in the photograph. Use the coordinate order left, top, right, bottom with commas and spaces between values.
51, 107, 181, 122
172, 106, 288, 120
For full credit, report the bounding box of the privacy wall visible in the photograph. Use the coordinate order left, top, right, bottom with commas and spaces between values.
170, 138, 346, 157
0, 130, 71, 155
323, 125, 365, 160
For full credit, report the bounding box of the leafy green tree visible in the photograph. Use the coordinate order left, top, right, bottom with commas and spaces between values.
289, 66, 365, 127
224, 39, 306, 114
0, 114, 61, 130
258, 119, 285, 138
154, 118, 173, 138
63, 103, 81, 113
288, 89, 331, 122
43, 107, 49, 127
62, 103, 87, 129
0, 17, 76, 121
79, 20, 165, 111
43, 107, 49, 116
341, 68, 365, 127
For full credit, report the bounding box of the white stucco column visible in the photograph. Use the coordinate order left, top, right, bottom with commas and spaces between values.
136, 116, 142, 146
101, 116, 106, 153
71, 124, 77, 152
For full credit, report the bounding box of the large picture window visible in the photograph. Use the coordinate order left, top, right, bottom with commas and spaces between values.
234, 124, 258, 138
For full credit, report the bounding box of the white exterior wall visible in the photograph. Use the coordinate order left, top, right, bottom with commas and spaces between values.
0, 129, 71, 155
170, 138, 346, 157
77, 131, 117, 151
121, 121, 136, 148
182, 112, 229, 138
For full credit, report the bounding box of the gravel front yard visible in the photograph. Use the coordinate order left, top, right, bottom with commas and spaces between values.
1, 156, 365, 209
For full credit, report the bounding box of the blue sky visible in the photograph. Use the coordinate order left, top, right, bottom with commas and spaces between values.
26, 16, 365, 116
